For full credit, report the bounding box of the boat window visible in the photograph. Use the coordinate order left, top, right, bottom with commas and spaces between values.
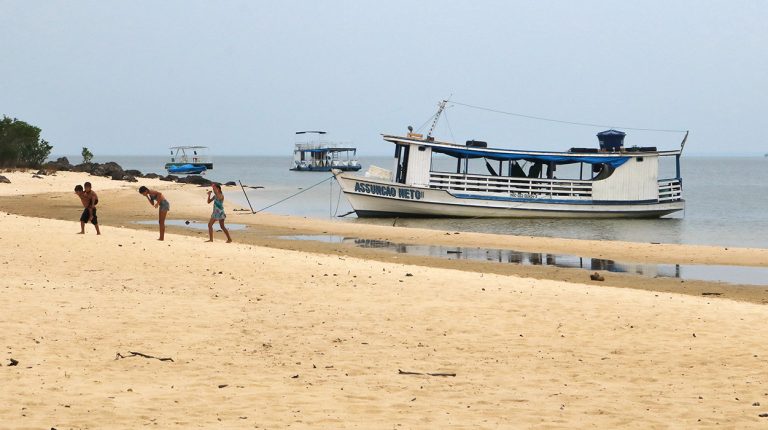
527, 162, 542, 178
509, 161, 526, 177
484, 159, 499, 176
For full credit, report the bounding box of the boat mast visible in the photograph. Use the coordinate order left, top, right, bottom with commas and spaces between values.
426, 100, 448, 140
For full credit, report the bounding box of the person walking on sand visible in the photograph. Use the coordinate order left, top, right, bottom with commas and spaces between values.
206, 182, 232, 243
75, 184, 100, 235
138, 186, 169, 241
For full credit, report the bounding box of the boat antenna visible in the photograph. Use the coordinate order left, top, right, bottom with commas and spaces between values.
426, 100, 448, 140
679, 130, 689, 152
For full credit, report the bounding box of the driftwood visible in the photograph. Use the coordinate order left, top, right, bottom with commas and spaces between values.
115, 351, 174, 362
398, 369, 455, 377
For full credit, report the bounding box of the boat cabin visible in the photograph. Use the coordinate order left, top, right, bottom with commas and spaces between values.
387, 130, 683, 204
291, 131, 362, 172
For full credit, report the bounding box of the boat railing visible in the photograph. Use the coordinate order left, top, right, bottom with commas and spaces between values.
294, 141, 355, 150
657, 179, 682, 202
429, 172, 593, 199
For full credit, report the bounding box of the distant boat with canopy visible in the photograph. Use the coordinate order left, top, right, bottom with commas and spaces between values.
290, 131, 361, 172
165, 146, 212, 175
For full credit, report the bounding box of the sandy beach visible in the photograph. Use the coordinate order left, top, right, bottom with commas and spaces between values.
2, 170, 768, 428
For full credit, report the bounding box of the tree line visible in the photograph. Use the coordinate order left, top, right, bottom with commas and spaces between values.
0, 116, 53, 168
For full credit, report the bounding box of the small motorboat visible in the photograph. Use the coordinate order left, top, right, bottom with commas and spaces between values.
167, 163, 207, 175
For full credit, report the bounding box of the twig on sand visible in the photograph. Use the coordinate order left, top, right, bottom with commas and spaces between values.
398, 369, 456, 377
115, 351, 174, 362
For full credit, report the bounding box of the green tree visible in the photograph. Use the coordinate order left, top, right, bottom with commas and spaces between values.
81, 147, 94, 163
0, 116, 53, 168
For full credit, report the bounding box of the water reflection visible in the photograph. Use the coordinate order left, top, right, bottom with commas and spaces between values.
281, 235, 768, 286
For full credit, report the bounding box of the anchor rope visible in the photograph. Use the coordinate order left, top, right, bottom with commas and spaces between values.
250, 175, 334, 214
449, 100, 687, 133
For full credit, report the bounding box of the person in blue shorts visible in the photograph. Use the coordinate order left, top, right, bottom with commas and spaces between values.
205, 182, 232, 243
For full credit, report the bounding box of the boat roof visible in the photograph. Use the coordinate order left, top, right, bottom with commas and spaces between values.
294, 144, 357, 153
383, 134, 682, 159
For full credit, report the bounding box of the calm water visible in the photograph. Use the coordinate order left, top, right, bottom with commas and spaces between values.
72, 154, 768, 249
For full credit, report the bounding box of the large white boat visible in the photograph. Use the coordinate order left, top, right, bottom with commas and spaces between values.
333, 103, 686, 219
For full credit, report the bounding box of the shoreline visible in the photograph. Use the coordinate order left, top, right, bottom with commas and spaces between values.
2, 169, 768, 304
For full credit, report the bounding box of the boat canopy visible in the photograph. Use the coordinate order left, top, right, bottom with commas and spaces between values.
430, 145, 630, 169
298, 147, 357, 153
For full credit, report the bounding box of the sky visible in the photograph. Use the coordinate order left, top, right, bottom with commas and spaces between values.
1, 0, 766, 157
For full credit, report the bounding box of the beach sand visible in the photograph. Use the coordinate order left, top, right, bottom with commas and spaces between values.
2, 170, 768, 428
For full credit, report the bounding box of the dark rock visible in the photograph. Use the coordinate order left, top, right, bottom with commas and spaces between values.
124, 169, 143, 177
92, 162, 124, 178
123, 175, 138, 183
759, 413, 768, 418
177, 175, 212, 186
224, 181, 236, 186
0, 175, 10, 184
42, 157, 73, 171
161, 174, 178, 182
8, 358, 18, 366
144, 173, 161, 179
590, 272, 605, 281
32, 174, 43, 179
72, 162, 97, 173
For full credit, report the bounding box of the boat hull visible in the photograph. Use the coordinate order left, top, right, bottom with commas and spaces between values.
335, 173, 684, 219
165, 162, 213, 170
166, 163, 208, 175
291, 165, 361, 172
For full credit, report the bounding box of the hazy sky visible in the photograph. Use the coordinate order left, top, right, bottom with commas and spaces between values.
1, 1, 766, 157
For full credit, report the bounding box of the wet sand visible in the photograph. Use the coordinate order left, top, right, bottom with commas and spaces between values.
1, 170, 768, 428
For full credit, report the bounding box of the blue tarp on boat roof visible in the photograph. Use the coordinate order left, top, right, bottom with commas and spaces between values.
431, 146, 630, 169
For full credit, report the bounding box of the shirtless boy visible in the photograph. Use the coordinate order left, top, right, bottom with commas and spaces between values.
75, 183, 101, 235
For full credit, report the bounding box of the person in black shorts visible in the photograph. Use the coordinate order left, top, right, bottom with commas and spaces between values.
75, 183, 100, 235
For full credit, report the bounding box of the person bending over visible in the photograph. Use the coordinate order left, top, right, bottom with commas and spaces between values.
138, 186, 169, 241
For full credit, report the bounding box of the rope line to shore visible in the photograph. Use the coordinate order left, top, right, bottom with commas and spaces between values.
251, 175, 334, 214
